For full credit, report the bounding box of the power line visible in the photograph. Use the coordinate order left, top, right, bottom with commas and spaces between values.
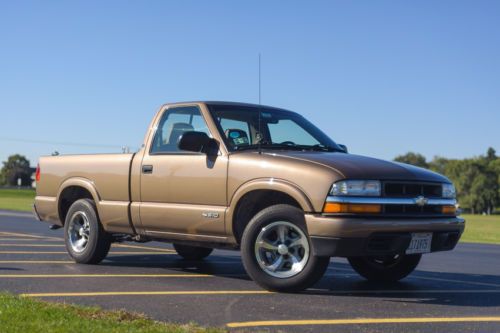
0, 137, 138, 150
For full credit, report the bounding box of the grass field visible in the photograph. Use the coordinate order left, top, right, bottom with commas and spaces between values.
460, 214, 500, 244
0, 293, 223, 333
0, 188, 35, 212
0, 189, 498, 244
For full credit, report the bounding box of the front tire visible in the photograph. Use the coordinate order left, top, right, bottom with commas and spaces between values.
348, 254, 422, 282
64, 199, 111, 264
241, 204, 330, 292
173, 244, 213, 260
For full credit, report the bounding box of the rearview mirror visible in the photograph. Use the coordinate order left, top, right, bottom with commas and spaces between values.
178, 131, 216, 154
338, 144, 348, 153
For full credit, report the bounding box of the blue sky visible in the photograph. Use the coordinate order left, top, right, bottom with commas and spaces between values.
0, 1, 499, 166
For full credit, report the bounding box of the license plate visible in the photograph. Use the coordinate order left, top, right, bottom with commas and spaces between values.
406, 232, 432, 254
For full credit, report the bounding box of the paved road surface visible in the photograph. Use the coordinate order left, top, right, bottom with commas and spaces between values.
1, 210, 499, 332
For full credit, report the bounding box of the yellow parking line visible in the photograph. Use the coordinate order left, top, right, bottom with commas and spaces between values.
0, 231, 61, 240
0, 243, 175, 253
0, 273, 211, 278
0, 260, 74, 264
21, 290, 272, 297
0, 251, 175, 255
226, 316, 500, 328
0, 244, 65, 247
0, 238, 60, 241
0, 244, 174, 252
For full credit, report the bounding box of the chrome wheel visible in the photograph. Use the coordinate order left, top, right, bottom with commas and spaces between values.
254, 221, 310, 278
68, 211, 90, 253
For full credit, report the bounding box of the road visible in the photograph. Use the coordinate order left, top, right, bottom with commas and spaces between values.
1, 210, 499, 333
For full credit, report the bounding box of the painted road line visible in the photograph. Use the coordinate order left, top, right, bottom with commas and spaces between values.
0, 244, 66, 247
0, 273, 212, 278
0, 260, 74, 264
0, 251, 176, 255
21, 290, 273, 297
0, 231, 61, 240
0, 244, 175, 253
411, 275, 500, 288
0, 243, 176, 253
0, 238, 61, 241
226, 316, 500, 328
0, 211, 34, 218
0, 259, 240, 265
19, 289, 500, 298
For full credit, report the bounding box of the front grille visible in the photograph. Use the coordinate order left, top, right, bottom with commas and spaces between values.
383, 204, 443, 215
383, 182, 442, 198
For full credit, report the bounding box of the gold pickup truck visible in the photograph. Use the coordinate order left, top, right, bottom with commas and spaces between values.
34, 101, 465, 292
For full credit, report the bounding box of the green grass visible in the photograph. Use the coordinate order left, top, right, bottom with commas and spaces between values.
0, 293, 225, 333
0, 188, 35, 212
460, 214, 500, 245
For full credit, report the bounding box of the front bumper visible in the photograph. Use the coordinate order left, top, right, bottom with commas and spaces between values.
304, 214, 465, 257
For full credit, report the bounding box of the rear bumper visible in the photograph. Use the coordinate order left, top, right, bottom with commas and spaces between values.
304, 214, 465, 257
33, 196, 60, 225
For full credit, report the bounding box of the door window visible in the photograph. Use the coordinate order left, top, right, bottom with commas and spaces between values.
150, 106, 211, 154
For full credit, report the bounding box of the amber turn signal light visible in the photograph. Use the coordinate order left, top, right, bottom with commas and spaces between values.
323, 202, 381, 214
442, 205, 457, 215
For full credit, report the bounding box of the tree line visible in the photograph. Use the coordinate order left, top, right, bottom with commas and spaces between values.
395, 148, 499, 214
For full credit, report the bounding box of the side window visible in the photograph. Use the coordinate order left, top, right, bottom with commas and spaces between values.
150, 106, 211, 154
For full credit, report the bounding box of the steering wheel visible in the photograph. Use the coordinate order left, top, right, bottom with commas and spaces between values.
280, 141, 296, 146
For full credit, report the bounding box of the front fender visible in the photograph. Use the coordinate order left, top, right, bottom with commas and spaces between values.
225, 178, 314, 238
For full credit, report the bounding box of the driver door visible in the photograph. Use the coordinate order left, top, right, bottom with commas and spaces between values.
139, 105, 227, 239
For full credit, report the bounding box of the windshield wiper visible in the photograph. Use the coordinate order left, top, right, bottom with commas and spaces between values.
306, 144, 342, 152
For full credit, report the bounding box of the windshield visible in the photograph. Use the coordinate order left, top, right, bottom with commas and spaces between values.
207, 104, 343, 152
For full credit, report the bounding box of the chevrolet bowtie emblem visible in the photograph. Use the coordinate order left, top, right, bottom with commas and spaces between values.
414, 196, 429, 207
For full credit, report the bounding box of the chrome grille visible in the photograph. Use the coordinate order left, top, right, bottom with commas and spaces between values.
383, 182, 442, 198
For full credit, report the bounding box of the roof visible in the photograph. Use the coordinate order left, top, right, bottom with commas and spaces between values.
164, 101, 291, 112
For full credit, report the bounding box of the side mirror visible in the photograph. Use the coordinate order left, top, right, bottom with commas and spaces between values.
178, 131, 216, 154
338, 144, 348, 153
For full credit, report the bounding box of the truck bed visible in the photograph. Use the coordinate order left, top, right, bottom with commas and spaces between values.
35, 153, 135, 233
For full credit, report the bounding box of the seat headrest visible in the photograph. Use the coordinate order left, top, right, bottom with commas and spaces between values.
168, 122, 194, 145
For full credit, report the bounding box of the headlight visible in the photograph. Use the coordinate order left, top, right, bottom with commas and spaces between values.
442, 183, 456, 198
330, 180, 381, 197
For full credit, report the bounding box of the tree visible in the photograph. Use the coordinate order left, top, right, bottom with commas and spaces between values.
0, 155, 32, 186
429, 156, 450, 175
486, 147, 497, 161
394, 152, 429, 168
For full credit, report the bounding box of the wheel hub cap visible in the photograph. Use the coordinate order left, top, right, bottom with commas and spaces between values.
277, 244, 289, 255
68, 211, 90, 253
254, 221, 310, 279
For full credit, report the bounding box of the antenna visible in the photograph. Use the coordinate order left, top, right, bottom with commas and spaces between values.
258, 53, 262, 154
259, 53, 261, 104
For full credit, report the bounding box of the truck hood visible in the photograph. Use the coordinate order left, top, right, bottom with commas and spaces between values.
267, 151, 450, 183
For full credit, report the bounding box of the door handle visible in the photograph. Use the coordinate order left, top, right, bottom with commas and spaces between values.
142, 165, 153, 174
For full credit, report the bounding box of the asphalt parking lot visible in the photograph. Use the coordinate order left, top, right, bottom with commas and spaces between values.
1, 210, 499, 333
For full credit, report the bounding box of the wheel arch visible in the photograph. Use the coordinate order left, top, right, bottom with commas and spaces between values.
227, 178, 313, 243
56, 178, 101, 224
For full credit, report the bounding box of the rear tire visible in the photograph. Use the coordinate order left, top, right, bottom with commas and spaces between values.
173, 244, 213, 260
348, 254, 422, 282
241, 204, 330, 292
64, 199, 111, 264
